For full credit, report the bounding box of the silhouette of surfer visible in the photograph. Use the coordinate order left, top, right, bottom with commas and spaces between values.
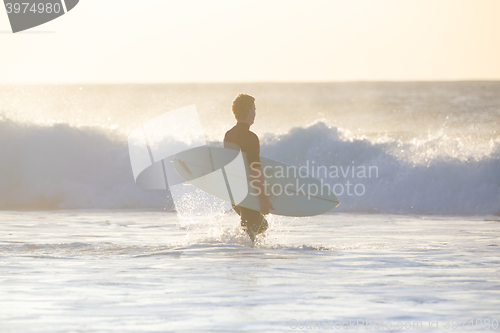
224, 93, 274, 241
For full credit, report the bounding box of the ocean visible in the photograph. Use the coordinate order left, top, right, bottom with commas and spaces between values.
0, 82, 499, 332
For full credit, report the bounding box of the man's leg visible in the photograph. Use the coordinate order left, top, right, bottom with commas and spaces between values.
233, 205, 268, 241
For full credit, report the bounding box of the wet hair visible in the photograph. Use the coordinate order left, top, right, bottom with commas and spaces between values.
231, 93, 255, 121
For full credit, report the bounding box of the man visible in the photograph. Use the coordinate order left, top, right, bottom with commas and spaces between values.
223, 93, 274, 241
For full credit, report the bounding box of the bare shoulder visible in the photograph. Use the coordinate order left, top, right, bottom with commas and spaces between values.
249, 131, 259, 142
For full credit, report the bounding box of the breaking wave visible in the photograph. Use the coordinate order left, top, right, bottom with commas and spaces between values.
0, 119, 498, 214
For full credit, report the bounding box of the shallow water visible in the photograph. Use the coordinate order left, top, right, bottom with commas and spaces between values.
1, 211, 499, 332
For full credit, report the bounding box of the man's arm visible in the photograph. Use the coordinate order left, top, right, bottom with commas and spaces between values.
247, 133, 274, 214
249, 161, 274, 214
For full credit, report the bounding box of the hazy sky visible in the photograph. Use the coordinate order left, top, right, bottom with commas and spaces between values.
1, 0, 499, 82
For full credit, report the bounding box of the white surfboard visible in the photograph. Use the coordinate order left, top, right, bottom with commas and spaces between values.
173, 146, 339, 217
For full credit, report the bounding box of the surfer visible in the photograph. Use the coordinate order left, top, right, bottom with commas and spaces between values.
224, 93, 274, 241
